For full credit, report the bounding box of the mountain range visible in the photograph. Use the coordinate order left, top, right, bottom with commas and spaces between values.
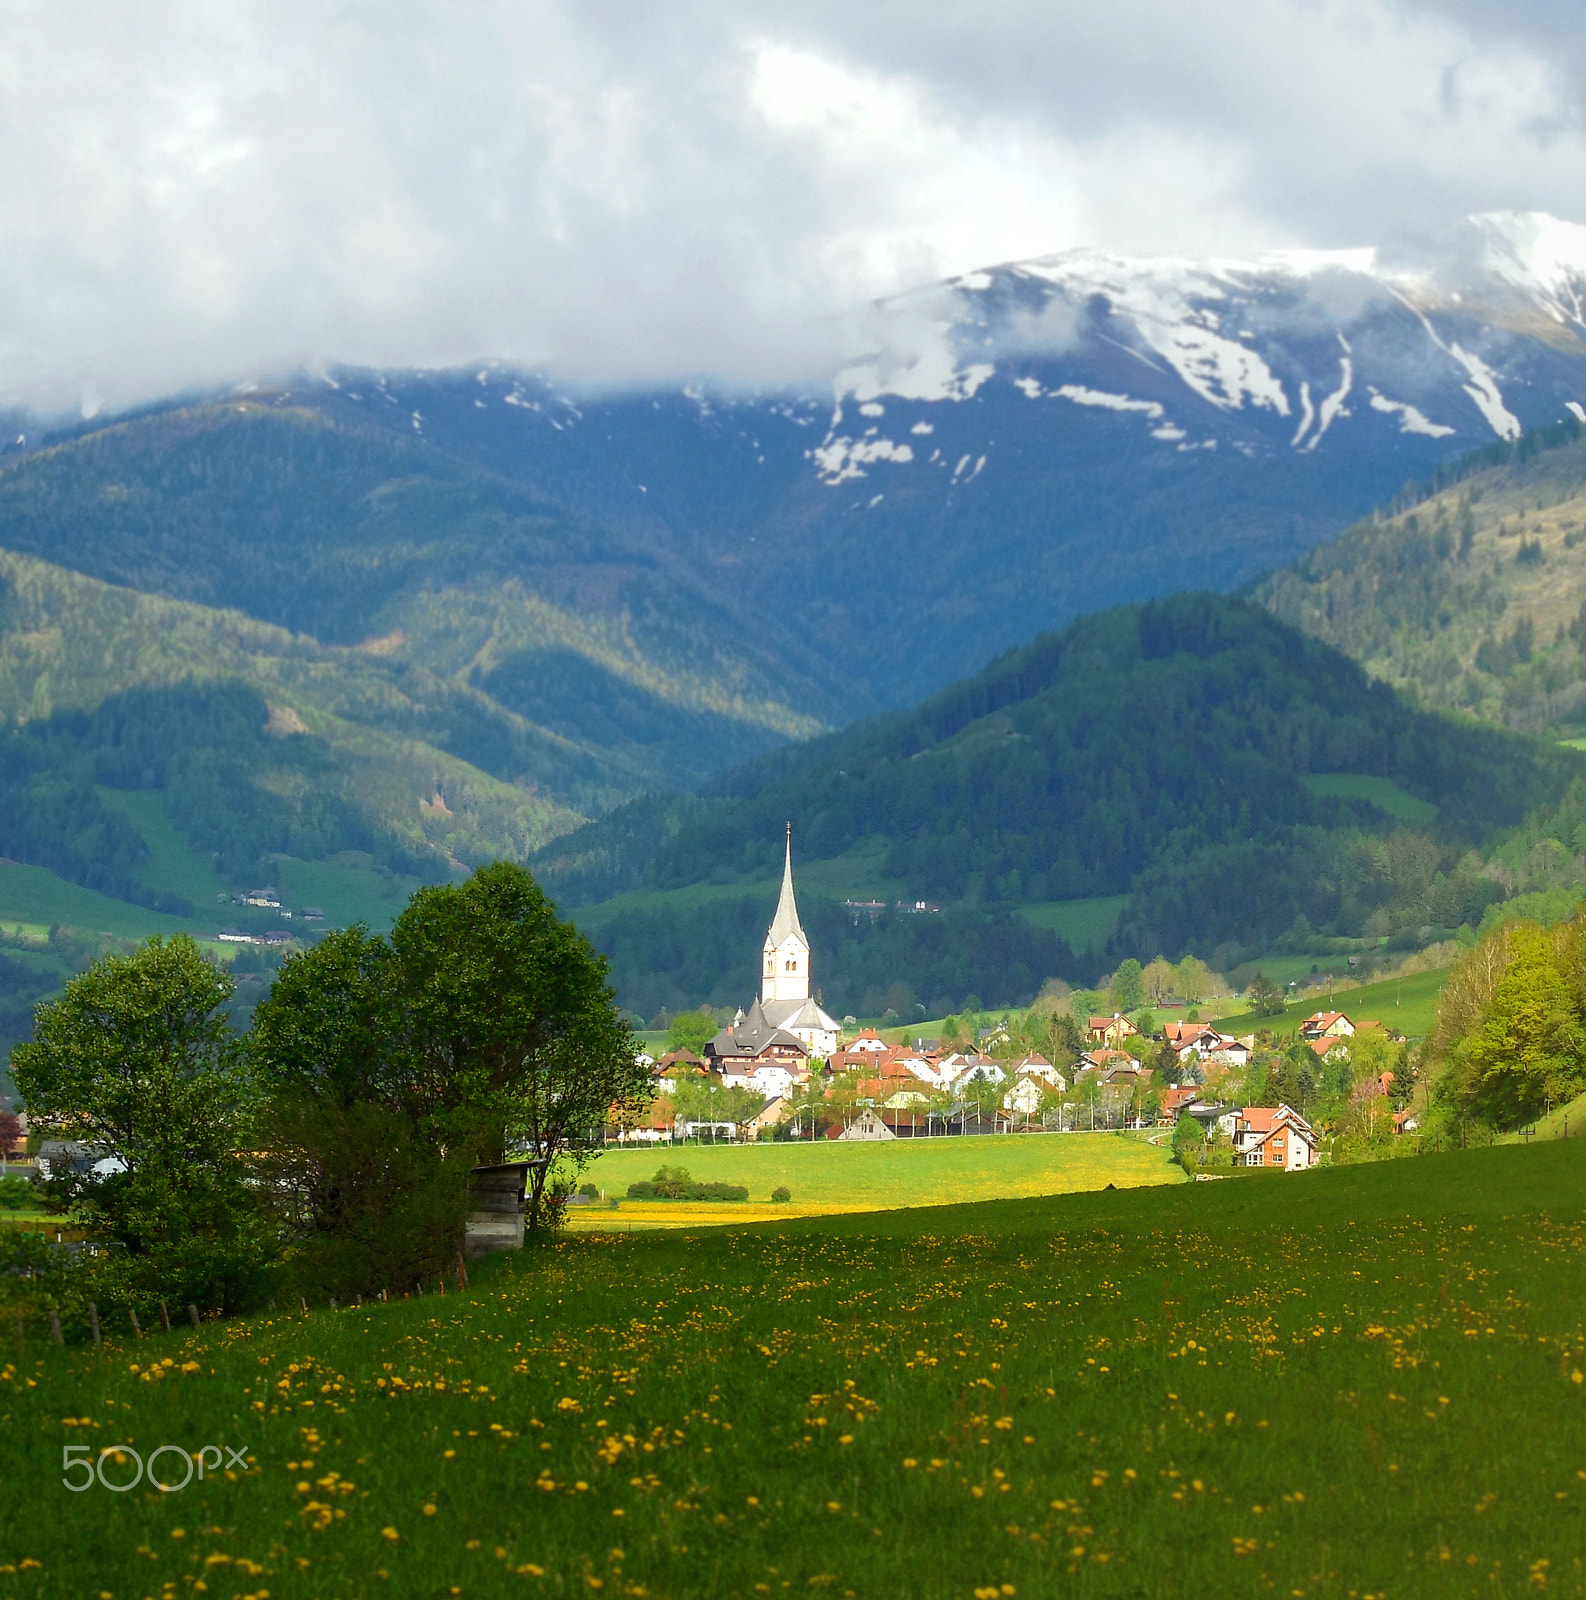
9, 212, 1586, 1032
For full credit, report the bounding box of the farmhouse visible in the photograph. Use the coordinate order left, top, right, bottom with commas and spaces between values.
1233, 1105, 1318, 1170
1300, 1011, 1355, 1041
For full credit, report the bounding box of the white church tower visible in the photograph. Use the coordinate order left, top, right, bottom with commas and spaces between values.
763, 823, 811, 1005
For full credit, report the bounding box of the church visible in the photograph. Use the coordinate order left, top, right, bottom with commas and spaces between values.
705, 826, 841, 1074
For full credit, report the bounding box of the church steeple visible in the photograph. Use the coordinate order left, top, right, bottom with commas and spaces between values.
762, 823, 810, 1004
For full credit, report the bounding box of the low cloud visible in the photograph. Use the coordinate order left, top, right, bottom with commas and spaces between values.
0, 0, 1582, 412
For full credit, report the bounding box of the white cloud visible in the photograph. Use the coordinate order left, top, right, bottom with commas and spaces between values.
0, 0, 1579, 411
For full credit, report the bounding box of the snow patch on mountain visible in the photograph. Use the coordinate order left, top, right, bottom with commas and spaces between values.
811, 435, 915, 485
1049, 385, 1164, 419
1367, 389, 1456, 439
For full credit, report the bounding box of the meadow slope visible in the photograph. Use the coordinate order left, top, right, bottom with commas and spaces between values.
3, 1140, 1585, 1597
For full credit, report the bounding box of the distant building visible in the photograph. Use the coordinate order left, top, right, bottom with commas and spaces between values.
1300, 1011, 1355, 1041
708, 825, 840, 1063
1088, 1014, 1139, 1046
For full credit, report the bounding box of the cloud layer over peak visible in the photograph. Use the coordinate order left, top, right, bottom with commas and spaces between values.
1, 0, 1584, 413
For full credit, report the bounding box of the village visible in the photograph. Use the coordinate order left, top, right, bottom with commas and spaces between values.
606, 831, 1419, 1170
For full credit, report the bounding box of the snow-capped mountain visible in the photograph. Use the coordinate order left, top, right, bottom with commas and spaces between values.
63, 212, 1586, 716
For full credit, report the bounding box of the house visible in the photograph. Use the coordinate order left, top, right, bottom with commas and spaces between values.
242, 889, 282, 909
1351, 1071, 1394, 1104
746, 1096, 796, 1134
705, 1003, 809, 1078
1300, 1011, 1355, 1041
608, 1098, 679, 1144
832, 1108, 897, 1142
1393, 1108, 1420, 1135
217, 928, 251, 943
259, 930, 293, 947
1177, 1099, 1239, 1137
299, 907, 325, 921
1088, 1014, 1140, 1046
946, 1055, 1006, 1091
1232, 1105, 1318, 1170
1165, 1021, 1250, 1067
1002, 1076, 1045, 1118
1308, 1035, 1350, 1062
842, 1029, 892, 1055
1160, 1085, 1202, 1120
1013, 1053, 1066, 1092
1076, 1048, 1135, 1078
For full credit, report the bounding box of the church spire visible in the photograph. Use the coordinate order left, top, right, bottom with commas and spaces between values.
767, 821, 804, 946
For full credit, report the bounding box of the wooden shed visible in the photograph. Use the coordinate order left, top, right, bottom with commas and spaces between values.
464, 1162, 533, 1259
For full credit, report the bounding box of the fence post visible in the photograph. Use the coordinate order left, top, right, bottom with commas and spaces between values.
48, 1306, 63, 1345
187, 1304, 199, 1329
300, 1297, 308, 1314
88, 1301, 101, 1346
160, 1300, 171, 1333
128, 1309, 142, 1339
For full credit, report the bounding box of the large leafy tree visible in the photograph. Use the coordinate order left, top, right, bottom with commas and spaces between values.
249, 927, 475, 1297
1462, 922, 1585, 1126
389, 861, 649, 1226
10, 935, 267, 1312
252, 863, 649, 1265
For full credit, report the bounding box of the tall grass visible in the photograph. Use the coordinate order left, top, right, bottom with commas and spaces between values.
2, 1141, 1583, 1597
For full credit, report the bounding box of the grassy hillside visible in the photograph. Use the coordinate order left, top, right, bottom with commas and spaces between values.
8, 1139, 1585, 1597
0, 400, 834, 795
1207, 961, 1453, 1038
1258, 417, 1586, 734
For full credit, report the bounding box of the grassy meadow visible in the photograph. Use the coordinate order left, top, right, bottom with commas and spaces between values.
566, 1131, 1180, 1230
4, 1140, 1586, 1597
1208, 961, 1451, 1038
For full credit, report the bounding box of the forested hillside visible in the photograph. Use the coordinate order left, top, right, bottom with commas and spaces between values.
538, 594, 1585, 1011
0, 400, 830, 795
1257, 418, 1586, 734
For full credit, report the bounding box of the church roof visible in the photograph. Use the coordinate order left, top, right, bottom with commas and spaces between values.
765, 823, 805, 948
763, 996, 839, 1034
706, 998, 810, 1061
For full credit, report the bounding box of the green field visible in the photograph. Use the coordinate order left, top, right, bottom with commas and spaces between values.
578, 1130, 1180, 1211
1209, 961, 1452, 1038
1016, 894, 1129, 953
93, 788, 232, 911
1300, 772, 1440, 826
0, 861, 199, 942
5, 1140, 1586, 1597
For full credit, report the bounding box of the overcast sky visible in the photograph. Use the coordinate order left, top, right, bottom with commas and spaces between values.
2, 0, 1585, 413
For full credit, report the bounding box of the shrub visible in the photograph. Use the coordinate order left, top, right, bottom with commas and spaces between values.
693, 1182, 749, 1201
625, 1181, 657, 1198
0, 1175, 33, 1210
650, 1164, 694, 1198
771, 1186, 791, 1203
578, 1181, 600, 1200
